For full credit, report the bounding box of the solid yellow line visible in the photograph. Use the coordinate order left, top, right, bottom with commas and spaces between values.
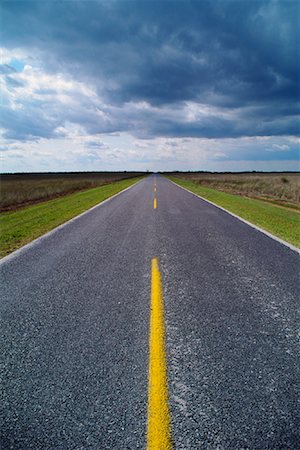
154, 186, 156, 192
147, 258, 172, 450
154, 197, 157, 209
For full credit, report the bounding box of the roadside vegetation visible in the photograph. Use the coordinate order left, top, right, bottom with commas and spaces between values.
0, 171, 144, 212
0, 176, 144, 258
167, 174, 300, 248
167, 172, 300, 211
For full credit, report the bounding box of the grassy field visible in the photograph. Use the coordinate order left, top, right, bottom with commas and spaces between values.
167, 172, 300, 210
167, 175, 300, 248
0, 171, 144, 211
0, 176, 144, 258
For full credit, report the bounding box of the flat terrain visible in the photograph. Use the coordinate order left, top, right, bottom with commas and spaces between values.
168, 175, 300, 248
0, 171, 145, 211
1, 175, 299, 449
0, 177, 144, 257
167, 172, 300, 210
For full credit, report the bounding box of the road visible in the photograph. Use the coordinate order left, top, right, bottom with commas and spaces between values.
1, 175, 299, 449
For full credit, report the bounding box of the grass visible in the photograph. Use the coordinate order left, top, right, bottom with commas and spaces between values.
0, 176, 143, 258
166, 172, 300, 210
167, 176, 300, 248
0, 172, 145, 211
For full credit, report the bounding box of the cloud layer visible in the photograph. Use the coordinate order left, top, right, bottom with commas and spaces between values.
1, 0, 299, 171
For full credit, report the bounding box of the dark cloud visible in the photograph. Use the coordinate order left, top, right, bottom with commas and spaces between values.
85, 140, 108, 150
0, 64, 17, 75
5, 76, 25, 88
1, 0, 299, 143
1, 105, 59, 141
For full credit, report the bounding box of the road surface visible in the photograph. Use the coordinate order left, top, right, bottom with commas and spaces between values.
1, 175, 299, 449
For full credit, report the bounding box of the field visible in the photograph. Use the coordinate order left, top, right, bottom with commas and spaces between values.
0, 176, 144, 257
1, 171, 299, 256
167, 172, 300, 210
0, 172, 145, 212
167, 174, 300, 248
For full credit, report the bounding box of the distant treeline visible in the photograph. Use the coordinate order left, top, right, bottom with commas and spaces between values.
1, 171, 147, 180
161, 171, 300, 175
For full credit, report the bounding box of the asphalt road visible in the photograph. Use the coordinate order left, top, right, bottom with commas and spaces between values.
1, 175, 299, 449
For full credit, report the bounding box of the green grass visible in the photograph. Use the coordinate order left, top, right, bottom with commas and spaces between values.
167, 176, 300, 248
164, 172, 300, 209
0, 171, 145, 211
0, 177, 143, 258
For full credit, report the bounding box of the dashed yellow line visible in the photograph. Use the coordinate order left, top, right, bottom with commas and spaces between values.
147, 258, 172, 450
154, 179, 157, 208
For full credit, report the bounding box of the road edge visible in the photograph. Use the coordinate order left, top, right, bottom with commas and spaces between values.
166, 177, 300, 254
0, 178, 144, 265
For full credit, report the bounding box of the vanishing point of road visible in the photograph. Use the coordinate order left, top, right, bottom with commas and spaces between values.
1, 175, 299, 449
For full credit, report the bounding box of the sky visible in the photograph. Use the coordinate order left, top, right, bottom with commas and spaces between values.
1, 0, 299, 172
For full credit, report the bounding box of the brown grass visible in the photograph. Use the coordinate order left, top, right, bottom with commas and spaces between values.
166, 172, 300, 210
0, 172, 145, 211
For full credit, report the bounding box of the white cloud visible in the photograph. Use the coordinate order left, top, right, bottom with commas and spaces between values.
1, 132, 299, 173
0, 47, 27, 65
4, 62, 98, 107
1, 43, 298, 171
267, 143, 290, 152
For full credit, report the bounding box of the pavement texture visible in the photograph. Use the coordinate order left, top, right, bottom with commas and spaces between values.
1, 175, 299, 449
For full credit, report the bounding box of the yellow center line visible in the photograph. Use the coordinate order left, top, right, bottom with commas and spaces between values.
154, 196, 157, 209
147, 258, 172, 450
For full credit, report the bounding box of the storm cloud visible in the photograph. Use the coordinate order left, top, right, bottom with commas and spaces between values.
1, 0, 299, 170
